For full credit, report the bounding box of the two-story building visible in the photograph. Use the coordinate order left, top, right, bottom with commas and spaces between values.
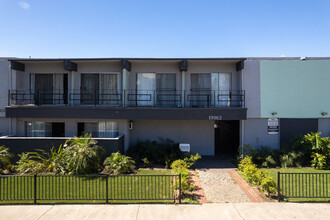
1, 57, 330, 156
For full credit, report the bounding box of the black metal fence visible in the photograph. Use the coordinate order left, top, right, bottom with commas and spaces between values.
0, 174, 181, 204
278, 172, 330, 201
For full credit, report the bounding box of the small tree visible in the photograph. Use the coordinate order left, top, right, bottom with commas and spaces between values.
305, 132, 330, 169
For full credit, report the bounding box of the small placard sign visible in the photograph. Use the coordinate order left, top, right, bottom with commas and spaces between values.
268, 118, 279, 135
179, 143, 190, 152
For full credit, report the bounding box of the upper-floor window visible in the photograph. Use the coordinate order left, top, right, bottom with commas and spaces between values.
191, 73, 231, 91
190, 73, 232, 107
30, 73, 68, 105
80, 73, 120, 105
136, 73, 176, 106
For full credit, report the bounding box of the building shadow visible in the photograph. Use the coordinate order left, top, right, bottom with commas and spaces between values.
195, 155, 236, 169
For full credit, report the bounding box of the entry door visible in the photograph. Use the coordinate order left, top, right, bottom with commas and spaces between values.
52, 123, 65, 137
35, 74, 53, 104
137, 73, 156, 106
214, 120, 239, 155
81, 74, 99, 104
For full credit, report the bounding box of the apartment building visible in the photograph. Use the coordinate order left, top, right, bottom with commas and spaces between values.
0, 57, 330, 156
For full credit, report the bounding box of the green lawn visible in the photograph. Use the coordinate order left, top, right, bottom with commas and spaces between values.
266, 167, 330, 202
0, 169, 179, 204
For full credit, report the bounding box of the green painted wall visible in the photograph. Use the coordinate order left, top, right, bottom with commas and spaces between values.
260, 60, 330, 118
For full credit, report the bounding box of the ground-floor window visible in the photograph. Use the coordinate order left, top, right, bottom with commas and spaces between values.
77, 121, 119, 138
25, 122, 65, 137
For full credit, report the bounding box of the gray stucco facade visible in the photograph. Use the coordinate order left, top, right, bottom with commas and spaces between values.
1, 57, 330, 156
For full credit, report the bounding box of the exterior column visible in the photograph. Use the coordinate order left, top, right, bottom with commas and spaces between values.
181, 70, 185, 108
71, 71, 75, 106
121, 60, 131, 107
122, 68, 127, 106
180, 60, 188, 108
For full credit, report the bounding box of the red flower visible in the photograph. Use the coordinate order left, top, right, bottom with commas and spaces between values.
170, 181, 173, 183
180, 166, 182, 169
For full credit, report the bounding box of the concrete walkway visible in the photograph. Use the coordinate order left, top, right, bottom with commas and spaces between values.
0, 203, 329, 220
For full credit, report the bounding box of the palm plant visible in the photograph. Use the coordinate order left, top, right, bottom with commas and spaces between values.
63, 133, 105, 174
0, 146, 12, 171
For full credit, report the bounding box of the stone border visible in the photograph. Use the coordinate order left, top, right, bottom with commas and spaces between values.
227, 170, 264, 202
190, 171, 208, 203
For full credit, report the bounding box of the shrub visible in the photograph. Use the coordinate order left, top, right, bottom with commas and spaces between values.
170, 159, 194, 192
29, 145, 65, 174
127, 138, 183, 166
261, 155, 277, 168
280, 152, 303, 168
0, 146, 12, 171
282, 135, 313, 166
238, 144, 257, 157
242, 164, 258, 184
238, 155, 277, 195
62, 133, 105, 174
16, 153, 45, 174
142, 157, 152, 168
172, 178, 196, 191
260, 176, 277, 195
237, 155, 253, 171
171, 159, 188, 170
103, 152, 135, 174
251, 169, 268, 185
183, 153, 201, 168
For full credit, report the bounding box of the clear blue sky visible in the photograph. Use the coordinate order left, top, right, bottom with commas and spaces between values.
0, 0, 330, 58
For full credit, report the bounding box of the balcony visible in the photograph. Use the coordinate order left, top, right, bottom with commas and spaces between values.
8, 89, 245, 108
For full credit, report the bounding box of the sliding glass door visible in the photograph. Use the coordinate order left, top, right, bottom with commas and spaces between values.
137, 73, 156, 106
156, 73, 177, 107
81, 74, 99, 105
191, 73, 212, 107
190, 73, 232, 107
30, 73, 68, 105
212, 73, 232, 107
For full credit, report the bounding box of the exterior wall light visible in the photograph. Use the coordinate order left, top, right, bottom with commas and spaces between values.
129, 121, 133, 130
321, 112, 328, 116
272, 112, 277, 116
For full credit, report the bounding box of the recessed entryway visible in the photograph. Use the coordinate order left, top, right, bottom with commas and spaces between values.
214, 120, 239, 156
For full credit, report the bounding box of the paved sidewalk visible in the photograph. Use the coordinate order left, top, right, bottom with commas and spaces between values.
0, 203, 329, 220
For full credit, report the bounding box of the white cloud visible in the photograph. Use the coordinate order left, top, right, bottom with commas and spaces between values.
18, 1, 30, 10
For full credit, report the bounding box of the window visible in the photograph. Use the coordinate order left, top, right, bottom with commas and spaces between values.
136, 73, 176, 106
77, 122, 119, 138
25, 122, 65, 137
190, 73, 232, 107
30, 73, 68, 105
81, 73, 120, 105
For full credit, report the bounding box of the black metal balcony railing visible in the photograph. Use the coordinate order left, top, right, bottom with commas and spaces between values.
9, 89, 245, 108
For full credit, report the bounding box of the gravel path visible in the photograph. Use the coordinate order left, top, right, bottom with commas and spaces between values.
197, 169, 250, 203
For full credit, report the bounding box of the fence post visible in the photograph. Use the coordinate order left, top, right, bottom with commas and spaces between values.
277, 172, 281, 202
106, 176, 109, 204
179, 174, 182, 204
34, 174, 37, 204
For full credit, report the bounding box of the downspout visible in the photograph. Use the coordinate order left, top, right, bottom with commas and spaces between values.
240, 67, 245, 153
8, 63, 12, 135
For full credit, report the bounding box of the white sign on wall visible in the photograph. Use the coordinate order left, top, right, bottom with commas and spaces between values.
179, 143, 190, 152
268, 118, 279, 135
